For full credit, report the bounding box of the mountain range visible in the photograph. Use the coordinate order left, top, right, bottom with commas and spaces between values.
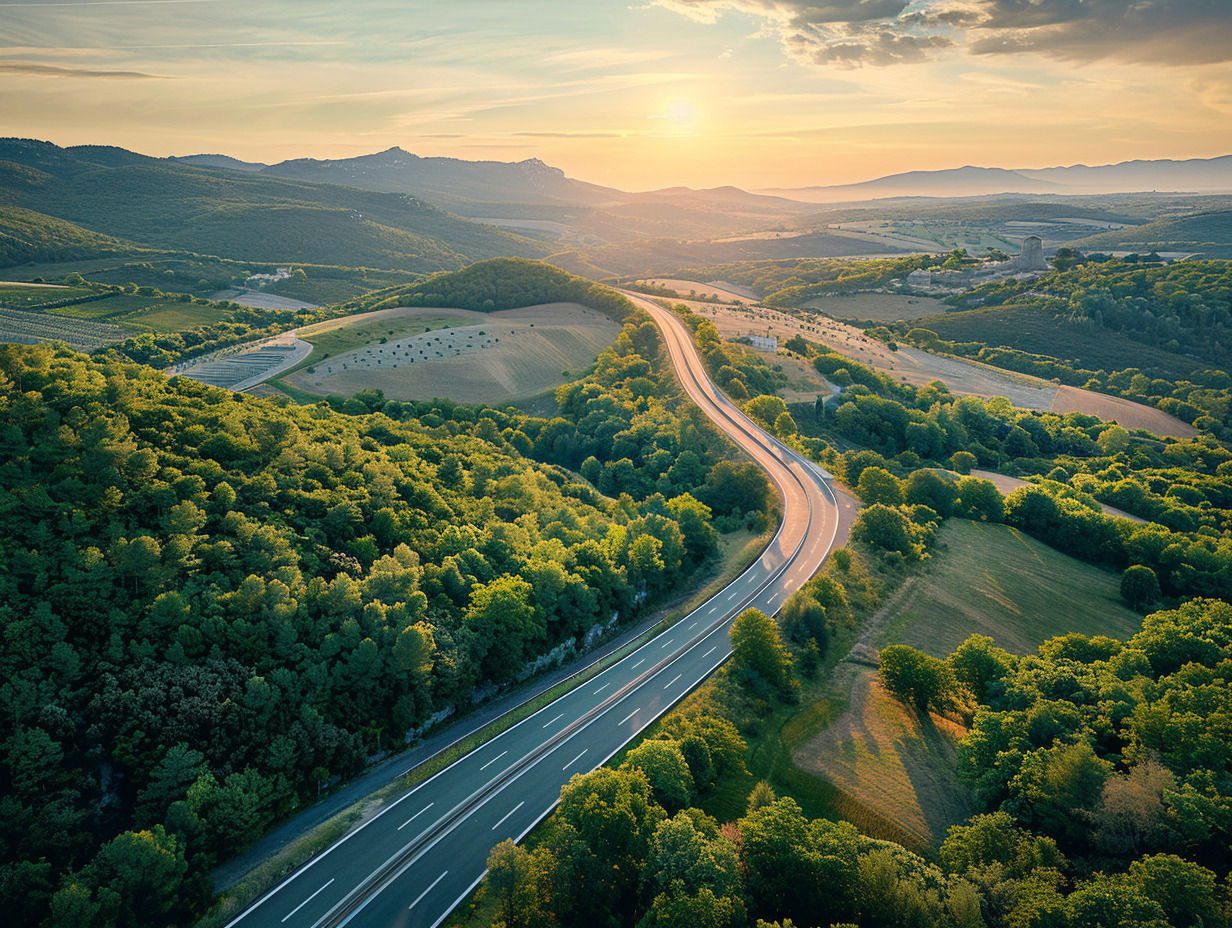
2, 137, 1230, 280
758, 157, 1232, 202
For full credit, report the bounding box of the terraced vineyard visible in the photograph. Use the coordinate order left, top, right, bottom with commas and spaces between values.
0, 307, 131, 351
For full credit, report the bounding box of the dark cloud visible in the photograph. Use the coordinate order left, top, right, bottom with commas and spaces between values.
968, 0, 1232, 64
0, 61, 163, 79
655, 0, 1232, 67
793, 29, 953, 66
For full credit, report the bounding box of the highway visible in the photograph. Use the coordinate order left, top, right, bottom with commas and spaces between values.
225, 295, 842, 928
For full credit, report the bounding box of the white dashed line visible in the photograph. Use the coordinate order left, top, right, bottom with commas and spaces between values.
281, 878, 334, 922
397, 803, 434, 830
480, 752, 507, 772
408, 871, 448, 910
491, 801, 525, 831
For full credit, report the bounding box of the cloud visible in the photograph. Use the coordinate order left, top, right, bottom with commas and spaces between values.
651, 0, 1232, 67
0, 60, 162, 78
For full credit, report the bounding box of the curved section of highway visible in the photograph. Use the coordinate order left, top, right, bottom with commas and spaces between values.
225, 296, 840, 928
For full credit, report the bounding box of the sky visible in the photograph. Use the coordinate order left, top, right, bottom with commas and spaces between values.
1, 0, 1230, 191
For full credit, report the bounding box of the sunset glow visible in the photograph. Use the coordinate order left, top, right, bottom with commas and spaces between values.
0, 0, 1229, 189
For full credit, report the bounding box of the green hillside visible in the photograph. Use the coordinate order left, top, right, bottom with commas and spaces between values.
0, 204, 147, 266
914, 302, 1206, 381
1071, 209, 1232, 257
0, 140, 550, 273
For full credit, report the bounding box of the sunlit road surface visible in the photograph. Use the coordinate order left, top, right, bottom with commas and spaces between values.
225, 294, 840, 928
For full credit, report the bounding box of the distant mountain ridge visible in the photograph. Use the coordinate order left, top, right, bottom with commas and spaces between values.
179, 146, 625, 210
758, 156, 1232, 202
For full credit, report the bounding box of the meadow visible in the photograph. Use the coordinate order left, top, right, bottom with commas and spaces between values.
804, 292, 951, 323
792, 519, 1143, 848
282, 303, 620, 405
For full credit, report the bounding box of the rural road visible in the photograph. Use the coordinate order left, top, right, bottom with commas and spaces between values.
224, 296, 844, 928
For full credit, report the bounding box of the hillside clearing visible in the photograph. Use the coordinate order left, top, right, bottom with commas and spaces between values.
282, 302, 620, 404
793, 518, 1144, 848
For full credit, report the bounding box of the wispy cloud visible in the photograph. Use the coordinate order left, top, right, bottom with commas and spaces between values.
0, 60, 162, 78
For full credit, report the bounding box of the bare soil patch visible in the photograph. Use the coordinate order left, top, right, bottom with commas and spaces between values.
283, 303, 620, 405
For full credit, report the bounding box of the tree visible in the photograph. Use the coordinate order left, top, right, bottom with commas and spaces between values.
484, 839, 539, 928
465, 575, 543, 683
955, 476, 1004, 522
879, 645, 958, 712
949, 451, 978, 475
850, 504, 927, 560
856, 467, 904, 507
948, 634, 1016, 703
729, 608, 792, 695
620, 740, 695, 813
1121, 565, 1161, 611
642, 810, 742, 901
903, 469, 958, 518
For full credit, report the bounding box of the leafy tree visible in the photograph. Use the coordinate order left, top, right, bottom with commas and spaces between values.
729, 608, 793, 696
856, 467, 904, 507
1121, 565, 1161, 610
620, 740, 695, 814
879, 645, 958, 712
954, 476, 1004, 522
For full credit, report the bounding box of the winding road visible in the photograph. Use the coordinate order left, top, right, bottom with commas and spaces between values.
225, 295, 846, 928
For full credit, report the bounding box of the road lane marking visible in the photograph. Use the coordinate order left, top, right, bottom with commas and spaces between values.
664, 674, 681, 689
542, 713, 564, 729
725, 588, 739, 600
707, 606, 717, 614
562, 749, 587, 770
408, 871, 448, 911
660, 638, 673, 649
397, 802, 434, 831
491, 801, 525, 831
619, 709, 639, 725
703, 646, 717, 658
592, 682, 609, 696
688, 622, 697, 630
631, 659, 644, 669
480, 751, 507, 772
281, 878, 334, 922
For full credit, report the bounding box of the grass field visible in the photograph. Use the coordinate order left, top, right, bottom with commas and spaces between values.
283, 303, 620, 405
884, 519, 1143, 657
805, 292, 951, 323
791, 518, 1144, 849
0, 283, 86, 307
917, 302, 1204, 381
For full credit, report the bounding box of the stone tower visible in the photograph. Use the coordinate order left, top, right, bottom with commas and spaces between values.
1013, 235, 1047, 271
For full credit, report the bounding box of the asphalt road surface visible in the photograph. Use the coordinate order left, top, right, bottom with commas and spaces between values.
225, 295, 841, 928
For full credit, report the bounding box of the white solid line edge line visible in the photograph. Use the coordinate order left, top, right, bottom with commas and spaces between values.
281, 878, 334, 923
491, 801, 526, 832
409, 871, 449, 910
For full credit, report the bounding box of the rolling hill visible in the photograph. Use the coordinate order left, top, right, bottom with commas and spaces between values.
0, 139, 548, 272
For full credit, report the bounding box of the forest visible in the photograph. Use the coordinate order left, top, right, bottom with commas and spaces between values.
0, 264, 781, 926
460, 313, 1232, 928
